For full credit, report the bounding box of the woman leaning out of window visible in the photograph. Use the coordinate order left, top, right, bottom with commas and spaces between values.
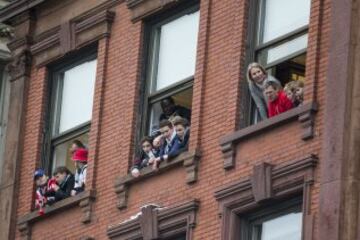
246, 62, 281, 120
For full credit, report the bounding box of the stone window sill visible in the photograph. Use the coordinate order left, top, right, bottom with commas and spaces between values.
17, 190, 96, 236
114, 151, 200, 210
219, 102, 318, 169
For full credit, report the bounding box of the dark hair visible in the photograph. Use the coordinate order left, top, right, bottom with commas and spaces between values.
161, 97, 175, 105
53, 166, 71, 175
264, 81, 280, 91
159, 119, 173, 129
72, 140, 85, 149
140, 136, 153, 146
173, 117, 189, 127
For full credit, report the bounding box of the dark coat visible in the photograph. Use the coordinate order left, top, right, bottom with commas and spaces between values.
168, 128, 190, 159
159, 134, 182, 160
45, 174, 75, 203
132, 149, 159, 170
159, 105, 191, 123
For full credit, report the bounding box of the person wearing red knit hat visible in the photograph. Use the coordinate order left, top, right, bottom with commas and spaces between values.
70, 140, 88, 196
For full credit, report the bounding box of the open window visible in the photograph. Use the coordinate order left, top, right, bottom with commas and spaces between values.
142, 5, 199, 136
45, 54, 97, 174
247, 0, 310, 123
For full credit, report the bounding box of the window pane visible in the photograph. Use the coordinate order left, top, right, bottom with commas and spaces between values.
51, 133, 88, 174
260, 0, 310, 43
153, 11, 199, 92
261, 212, 302, 240
58, 59, 97, 133
258, 34, 308, 66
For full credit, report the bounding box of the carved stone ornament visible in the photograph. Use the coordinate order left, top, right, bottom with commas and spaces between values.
18, 222, 31, 240
107, 200, 199, 240
6, 49, 32, 81
29, 9, 115, 66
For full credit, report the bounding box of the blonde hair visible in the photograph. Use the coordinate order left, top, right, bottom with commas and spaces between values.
284, 80, 304, 92
246, 62, 267, 83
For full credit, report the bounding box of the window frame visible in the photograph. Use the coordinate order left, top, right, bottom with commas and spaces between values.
253, 0, 309, 69
243, 0, 310, 126
214, 156, 317, 240
43, 49, 97, 174
140, 3, 200, 137
244, 197, 303, 240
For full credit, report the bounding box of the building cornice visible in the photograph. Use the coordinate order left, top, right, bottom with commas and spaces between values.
0, 0, 48, 23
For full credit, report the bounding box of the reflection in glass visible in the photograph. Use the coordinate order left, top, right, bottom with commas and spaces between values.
258, 34, 308, 66
260, 0, 310, 43
153, 11, 199, 92
148, 88, 193, 135
58, 59, 97, 133
52, 133, 88, 174
260, 212, 302, 240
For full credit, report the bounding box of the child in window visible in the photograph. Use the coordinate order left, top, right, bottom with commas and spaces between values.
131, 136, 159, 178
33, 169, 57, 215
264, 81, 293, 117
173, 116, 190, 152
152, 120, 182, 170
284, 80, 304, 107
294, 81, 304, 106
71, 147, 88, 196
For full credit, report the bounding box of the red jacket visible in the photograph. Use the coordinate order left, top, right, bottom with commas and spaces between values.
267, 90, 293, 117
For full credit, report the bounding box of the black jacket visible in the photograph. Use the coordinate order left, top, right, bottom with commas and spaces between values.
168, 129, 190, 159
45, 174, 75, 203
159, 105, 191, 123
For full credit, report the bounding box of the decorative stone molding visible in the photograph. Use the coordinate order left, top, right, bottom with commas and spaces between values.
219, 102, 318, 169
79, 193, 96, 224
0, 0, 46, 23
139, 205, 159, 240
29, 9, 115, 66
126, 0, 188, 22
251, 162, 273, 203
107, 199, 199, 240
214, 155, 317, 240
114, 151, 200, 210
18, 222, 31, 240
17, 190, 96, 237
6, 49, 32, 81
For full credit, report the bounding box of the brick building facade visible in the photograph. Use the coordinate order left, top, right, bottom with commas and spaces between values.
0, 0, 359, 240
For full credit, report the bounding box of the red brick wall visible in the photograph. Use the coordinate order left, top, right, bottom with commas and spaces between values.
15, 0, 331, 239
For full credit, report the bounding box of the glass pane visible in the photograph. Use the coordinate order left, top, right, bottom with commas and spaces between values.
258, 34, 308, 66
148, 88, 193, 135
51, 133, 88, 174
153, 11, 199, 92
260, 0, 310, 43
58, 59, 97, 133
261, 212, 302, 240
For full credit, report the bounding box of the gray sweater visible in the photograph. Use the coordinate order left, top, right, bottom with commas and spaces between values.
248, 75, 281, 120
